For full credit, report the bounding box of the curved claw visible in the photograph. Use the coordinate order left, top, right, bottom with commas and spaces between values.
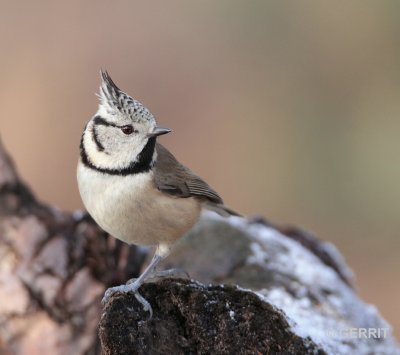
134, 291, 153, 320
101, 283, 153, 320
102, 285, 126, 305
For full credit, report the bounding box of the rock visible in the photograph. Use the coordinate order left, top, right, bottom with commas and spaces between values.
100, 213, 400, 355
99, 279, 324, 355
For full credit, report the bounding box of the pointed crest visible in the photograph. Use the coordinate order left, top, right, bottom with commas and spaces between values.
98, 70, 156, 124
100, 70, 122, 103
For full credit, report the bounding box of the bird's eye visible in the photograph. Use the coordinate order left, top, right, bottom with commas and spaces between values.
121, 125, 134, 135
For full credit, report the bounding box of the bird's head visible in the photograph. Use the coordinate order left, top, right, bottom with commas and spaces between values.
80, 71, 171, 174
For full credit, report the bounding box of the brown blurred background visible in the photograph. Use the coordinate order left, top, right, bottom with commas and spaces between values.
0, 0, 399, 337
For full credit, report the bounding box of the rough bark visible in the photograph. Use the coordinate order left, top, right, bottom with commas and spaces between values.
0, 139, 399, 355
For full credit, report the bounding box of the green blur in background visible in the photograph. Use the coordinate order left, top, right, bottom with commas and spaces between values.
0, 0, 399, 336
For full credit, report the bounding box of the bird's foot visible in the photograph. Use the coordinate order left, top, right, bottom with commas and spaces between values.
102, 281, 153, 319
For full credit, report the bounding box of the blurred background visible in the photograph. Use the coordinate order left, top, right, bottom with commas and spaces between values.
0, 0, 399, 337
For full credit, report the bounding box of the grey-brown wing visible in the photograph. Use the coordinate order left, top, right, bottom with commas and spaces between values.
154, 143, 223, 204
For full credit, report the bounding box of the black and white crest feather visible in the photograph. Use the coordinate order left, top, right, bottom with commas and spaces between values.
98, 70, 156, 125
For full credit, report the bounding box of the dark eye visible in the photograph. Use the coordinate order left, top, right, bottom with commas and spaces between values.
121, 125, 134, 135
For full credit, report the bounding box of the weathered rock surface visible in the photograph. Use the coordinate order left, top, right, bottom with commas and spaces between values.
100, 279, 323, 355
99, 214, 399, 354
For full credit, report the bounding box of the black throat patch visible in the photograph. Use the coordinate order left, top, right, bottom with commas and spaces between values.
80, 131, 156, 176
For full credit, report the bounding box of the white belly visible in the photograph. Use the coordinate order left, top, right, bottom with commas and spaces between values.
77, 162, 201, 247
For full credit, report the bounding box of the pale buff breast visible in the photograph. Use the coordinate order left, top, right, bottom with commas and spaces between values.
77, 161, 201, 247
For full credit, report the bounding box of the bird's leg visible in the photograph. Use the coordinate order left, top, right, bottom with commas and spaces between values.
142, 244, 189, 280
102, 252, 163, 319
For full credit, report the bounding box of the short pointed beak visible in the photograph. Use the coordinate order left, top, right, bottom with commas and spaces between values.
147, 126, 172, 138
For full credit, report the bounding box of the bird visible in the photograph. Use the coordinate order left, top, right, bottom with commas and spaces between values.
77, 71, 239, 317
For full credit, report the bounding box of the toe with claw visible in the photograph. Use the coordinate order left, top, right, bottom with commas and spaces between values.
101, 282, 153, 319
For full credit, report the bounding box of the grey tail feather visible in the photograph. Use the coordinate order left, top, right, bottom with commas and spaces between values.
204, 203, 242, 217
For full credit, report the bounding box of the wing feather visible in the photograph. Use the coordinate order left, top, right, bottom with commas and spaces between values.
153, 143, 223, 204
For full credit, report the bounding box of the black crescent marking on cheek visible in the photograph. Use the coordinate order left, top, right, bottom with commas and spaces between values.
91, 125, 105, 152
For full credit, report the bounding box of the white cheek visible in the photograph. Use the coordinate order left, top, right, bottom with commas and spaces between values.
84, 128, 147, 170
117, 135, 144, 162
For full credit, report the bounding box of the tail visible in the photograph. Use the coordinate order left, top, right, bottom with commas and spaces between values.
203, 203, 242, 218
